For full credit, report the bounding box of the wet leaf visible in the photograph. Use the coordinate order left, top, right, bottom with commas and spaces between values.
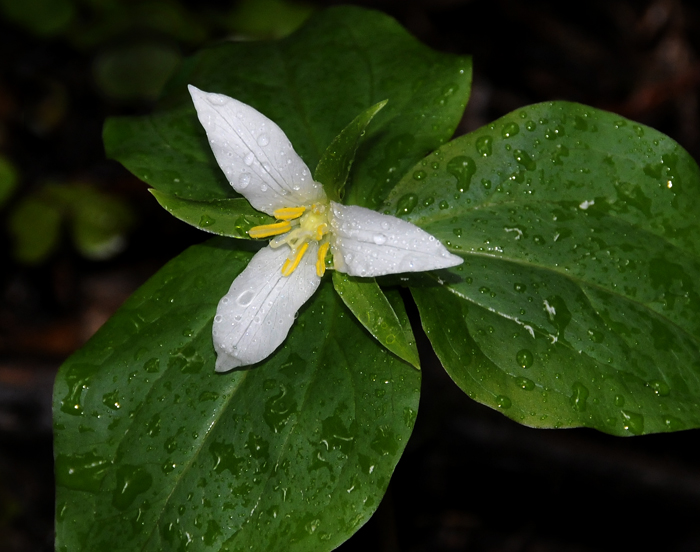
390, 101, 700, 435
54, 238, 420, 552
333, 272, 420, 369
103, 5, 471, 207
150, 190, 273, 238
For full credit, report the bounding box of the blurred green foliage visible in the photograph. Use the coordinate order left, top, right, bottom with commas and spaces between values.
0, 0, 315, 265
8, 183, 134, 264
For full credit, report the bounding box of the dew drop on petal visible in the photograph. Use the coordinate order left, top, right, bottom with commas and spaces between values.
214, 315, 223, 323
373, 233, 387, 245
381, 221, 390, 230
244, 152, 255, 166
261, 184, 268, 192
237, 290, 255, 306
257, 134, 270, 146
238, 173, 251, 189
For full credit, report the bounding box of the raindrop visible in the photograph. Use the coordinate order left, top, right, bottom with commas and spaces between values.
516, 349, 534, 368
570, 382, 589, 412
446, 155, 476, 191
621, 410, 644, 435
412, 170, 427, 180
475, 135, 492, 156
496, 395, 512, 409
238, 173, 251, 189
648, 380, 670, 397
373, 234, 387, 245
244, 152, 255, 166
515, 377, 535, 391
144, 358, 160, 373
257, 133, 270, 146
198, 214, 215, 228
237, 290, 255, 306
395, 194, 418, 216
502, 122, 520, 138
513, 149, 536, 171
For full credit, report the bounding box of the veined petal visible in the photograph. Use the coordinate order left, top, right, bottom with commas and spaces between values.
212, 243, 321, 371
329, 202, 463, 277
188, 85, 326, 215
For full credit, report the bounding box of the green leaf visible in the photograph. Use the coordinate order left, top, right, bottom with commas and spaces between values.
150, 189, 273, 238
65, 186, 134, 260
333, 272, 420, 369
315, 100, 387, 203
103, 5, 471, 208
54, 238, 420, 552
390, 101, 700, 436
8, 196, 62, 264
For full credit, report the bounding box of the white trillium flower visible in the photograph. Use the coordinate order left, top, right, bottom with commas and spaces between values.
189, 85, 463, 372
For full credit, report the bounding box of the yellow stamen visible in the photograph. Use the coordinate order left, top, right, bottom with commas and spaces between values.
281, 242, 309, 277
314, 223, 328, 241
273, 206, 306, 221
248, 221, 292, 239
316, 242, 330, 277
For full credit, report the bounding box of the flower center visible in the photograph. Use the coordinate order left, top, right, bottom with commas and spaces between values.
248, 203, 331, 277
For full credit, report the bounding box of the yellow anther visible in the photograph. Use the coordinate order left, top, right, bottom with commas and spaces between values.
314, 223, 328, 241
316, 242, 330, 277
248, 221, 292, 239
273, 206, 306, 221
281, 242, 309, 277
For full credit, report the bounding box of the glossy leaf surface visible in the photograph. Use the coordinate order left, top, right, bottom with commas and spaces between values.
333, 272, 420, 369
150, 190, 273, 238
103, 5, 471, 207
54, 239, 420, 552
390, 101, 700, 435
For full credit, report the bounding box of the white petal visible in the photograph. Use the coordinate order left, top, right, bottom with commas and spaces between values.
188, 85, 326, 215
329, 202, 463, 277
212, 244, 321, 371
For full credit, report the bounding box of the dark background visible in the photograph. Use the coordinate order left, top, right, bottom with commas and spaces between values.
1, 0, 700, 550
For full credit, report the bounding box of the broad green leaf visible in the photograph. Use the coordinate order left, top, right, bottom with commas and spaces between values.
103, 6, 471, 207
315, 100, 387, 202
333, 272, 420, 369
54, 238, 420, 552
150, 189, 273, 238
389, 101, 700, 436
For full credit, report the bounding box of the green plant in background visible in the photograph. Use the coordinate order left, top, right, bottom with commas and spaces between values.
54, 6, 700, 551
8, 182, 134, 263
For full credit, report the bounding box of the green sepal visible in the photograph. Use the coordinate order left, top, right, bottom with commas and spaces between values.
315, 100, 388, 203
333, 272, 420, 369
